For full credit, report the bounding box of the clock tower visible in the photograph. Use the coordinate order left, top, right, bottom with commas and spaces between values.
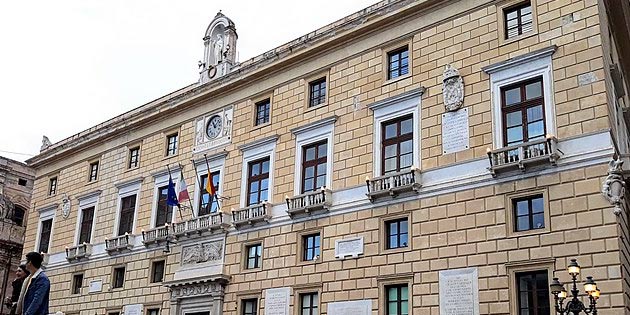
199, 12, 238, 84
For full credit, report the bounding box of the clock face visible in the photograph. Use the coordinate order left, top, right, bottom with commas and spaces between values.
206, 115, 223, 139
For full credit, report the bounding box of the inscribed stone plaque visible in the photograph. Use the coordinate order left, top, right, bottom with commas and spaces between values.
123, 304, 143, 315
328, 300, 371, 315
441, 108, 470, 154
88, 280, 102, 293
335, 236, 364, 259
439, 267, 479, 315
265, 287, 290, 315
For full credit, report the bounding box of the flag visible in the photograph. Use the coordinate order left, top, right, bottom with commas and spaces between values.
206, 171, 216, 196
166, 175, 179, 207
178, 172, 190, 203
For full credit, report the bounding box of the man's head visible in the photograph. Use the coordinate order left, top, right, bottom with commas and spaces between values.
15, 264, 29, 279
25, 252, 43, 272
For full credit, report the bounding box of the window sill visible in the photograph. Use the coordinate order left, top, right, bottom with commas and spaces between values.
305, 102, 328, 113
162, 153, 179, 161
500, 31, 537, 47
382, 73, 411, 87
241, 267, 263, 274
297, 258, 321, 266
506, 226, 550, 239
381, 246, 411, 255
86, 180, 99, 186
252, 121, 271, 130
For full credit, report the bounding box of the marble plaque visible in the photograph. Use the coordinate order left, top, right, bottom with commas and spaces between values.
439, 267, 479, 315
123, 304, 143, 315
265, 287, 290, 315
328, 300, 371, 315
335, 236, 364, 259
441, 108, 470, 154
88, 280, 102, 293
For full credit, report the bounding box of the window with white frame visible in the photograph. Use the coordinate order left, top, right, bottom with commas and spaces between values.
291, 117, 336, 195
36, 205, 56, 253
75, 191, 100, 245
114, 179, 141, 236
238, 136, 278, 207
193, 153, 226, 216
369, 89, 422, 176
151, 169, 179, 228
482, 45, 557, 148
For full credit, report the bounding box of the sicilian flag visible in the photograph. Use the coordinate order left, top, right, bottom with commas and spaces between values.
206, 171, 217, 196
178, 171, 190, 203
166, 175, 179, 207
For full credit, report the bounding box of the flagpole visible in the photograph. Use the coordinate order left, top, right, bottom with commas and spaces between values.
179, 163, 196, 218
203, 154, 220, 211
166, 164, 183, 221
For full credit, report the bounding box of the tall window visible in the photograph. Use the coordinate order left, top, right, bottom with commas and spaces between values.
198, 172, 220, 216
388, 47, 409, 80
302, 233, 320, 261
151, 260, 165, 283
502, 77, 545, 146
72, 274, 83, 294
89, 161, 99, 182
505, 2, 533, 39
155, 186, 173, 226
242, 299, 258, 315
78, 207, 94, 244
247, 158, 270, 206
38, 219, 53, 253
146, 309, 160, 315
128, 147, 140, 168
166, 133, 178, 156
11, 206, 25, 226
386, 218, 408, 249
300, 292, 319, 315
48, 177, 57, 196
302, 141, 327, 193
246, 244, 262, 269
118, 195, 136, 236
514, 194, 545, 232
112, 266, 125, 289
308, 78, 327, 107
382, 116, 413, 175
516, 270, 550, 315
255, 98, 270, 126
386, 284, 409, 315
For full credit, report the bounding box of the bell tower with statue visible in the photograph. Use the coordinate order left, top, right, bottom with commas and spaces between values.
199, 11, 238, 84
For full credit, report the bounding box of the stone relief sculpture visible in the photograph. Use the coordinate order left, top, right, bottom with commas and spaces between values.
442, 64, 464, 112
60, 194, 71, 219
602, 158, 626, 215
182, 240, 223, 265
40, 135, 52, 151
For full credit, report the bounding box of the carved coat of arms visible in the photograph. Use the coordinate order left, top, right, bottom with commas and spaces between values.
61, 194, 71, 219
442, 64, 464, 112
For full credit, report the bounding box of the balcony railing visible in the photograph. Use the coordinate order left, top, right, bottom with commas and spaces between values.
142, 224, 170, 246
286, 188, 332, 218
366, 168, 421, 201
487, 137, 559, 176
172, 212, 229, 237
105, 233, 134, 253
232, 203, 271, 228
66, 243, 92, 262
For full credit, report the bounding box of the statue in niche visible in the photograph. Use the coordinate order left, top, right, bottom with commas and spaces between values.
442, 64, 465, 112
213, 34, 224, 64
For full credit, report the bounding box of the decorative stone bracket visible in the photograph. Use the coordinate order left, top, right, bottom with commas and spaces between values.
602, 158, 626, 215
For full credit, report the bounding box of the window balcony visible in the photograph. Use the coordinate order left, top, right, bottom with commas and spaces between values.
141, 224, 170, 246
285, 188, 332, 218
232, 202, 271, 228
105, 233, 134, 253
366, 167, 421, 201
172, 212, 229, 238
65, 243, 92, 262
487, 136, 559, 176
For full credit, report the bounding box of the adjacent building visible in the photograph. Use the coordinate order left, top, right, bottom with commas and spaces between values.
23, 0, 630, 315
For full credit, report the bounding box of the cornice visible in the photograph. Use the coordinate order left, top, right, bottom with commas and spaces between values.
193, 151, 229, 167
368, 86, 426, 111
481, 45, 558, 74
238, 135, 279, 152
291, 116, 338, 135
114, 176, 145, 189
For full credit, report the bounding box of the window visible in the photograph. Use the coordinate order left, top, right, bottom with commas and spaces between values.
155, 186, 173, 226
146, 309, 160, 315
255, 98, 270, 126
112, 266, 125, 289
300, 292, 319, 315
72, 274, 83, 294
387, 47, 409, 80
245, 244, 262, 269
11, 206, 25, 226
108, 312, 120, 315
88, 161, 99, 182
386, 218, 408, 249
78, 206, 95, 244
38, 218, 53, 253
382, 115, 413, 175
128, 147, 140, 168
516, 270, 550, 315
504, 2, 533, 39
513, 194, 544, 232
308, 78, 327, 107
18, 178, 27, 186
166, 133, 178, 156
247, 158, 270, 206
151, 260, 165, 283
302, 141, 327, 193
241, 299, 258, 315
118, 195, 136, 236
198, 172, 220, 216
302, 233, 321, 261
386, 284, 409, 315
502, 77, 545, 147
48, 177, 57, 196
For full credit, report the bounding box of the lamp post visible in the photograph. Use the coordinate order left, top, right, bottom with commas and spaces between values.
550, 259, 600, 314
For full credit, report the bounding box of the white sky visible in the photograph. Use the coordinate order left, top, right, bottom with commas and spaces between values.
0, 0, 377, 162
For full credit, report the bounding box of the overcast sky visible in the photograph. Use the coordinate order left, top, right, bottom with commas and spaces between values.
0, 0, 377, 163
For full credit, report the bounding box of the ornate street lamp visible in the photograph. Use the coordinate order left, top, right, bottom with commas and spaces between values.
550, 259, 600, 314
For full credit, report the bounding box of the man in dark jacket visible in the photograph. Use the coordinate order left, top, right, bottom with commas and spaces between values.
16, 252, 49, 315
4, 264, 29, 315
